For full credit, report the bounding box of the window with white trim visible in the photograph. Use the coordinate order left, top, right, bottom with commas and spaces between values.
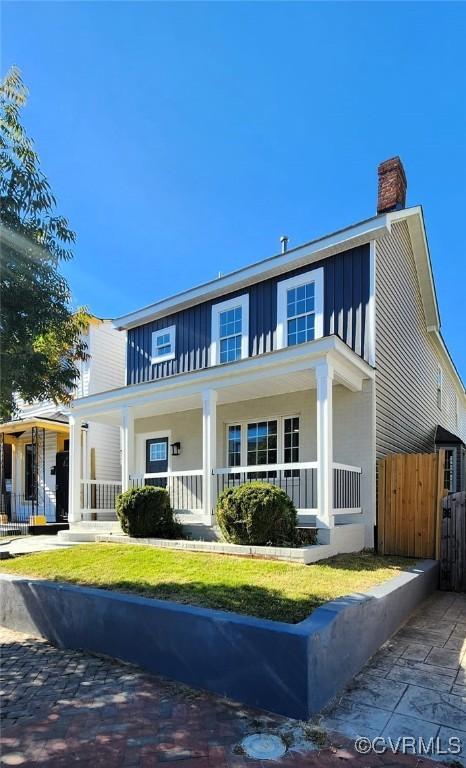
149, 442, 167, 462
211, 294, 249, 365
276, 268, 324, 349
219, 306, 242, 363
151, 325, 176, 363
226, 416, 300, 477
437, 366, 443, 410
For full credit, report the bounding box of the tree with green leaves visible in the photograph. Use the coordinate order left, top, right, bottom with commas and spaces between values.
0, 66, 89, 421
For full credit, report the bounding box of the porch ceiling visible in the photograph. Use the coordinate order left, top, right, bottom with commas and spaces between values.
71, 335, 374, 427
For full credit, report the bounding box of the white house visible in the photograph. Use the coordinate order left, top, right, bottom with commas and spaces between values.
0, 316, 125, 533
64, 158, 466, 550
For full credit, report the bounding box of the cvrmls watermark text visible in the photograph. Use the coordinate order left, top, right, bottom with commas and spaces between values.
354, 735, 462, 756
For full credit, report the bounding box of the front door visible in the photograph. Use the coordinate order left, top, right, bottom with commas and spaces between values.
145, 437, 169, 488
55, 451, 69, 521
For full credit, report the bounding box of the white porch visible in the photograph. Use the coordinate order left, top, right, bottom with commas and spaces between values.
69, 336, 375, 541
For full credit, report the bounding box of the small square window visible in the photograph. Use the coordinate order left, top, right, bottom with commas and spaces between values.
151, 325, 176, 363
149, 442, 167, 462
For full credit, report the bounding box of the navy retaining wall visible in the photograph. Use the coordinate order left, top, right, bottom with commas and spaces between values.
0, 561, 439, 719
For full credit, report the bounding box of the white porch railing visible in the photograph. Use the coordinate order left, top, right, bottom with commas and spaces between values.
80, 480, 123, 511
131, 470, 204, 513
214, 462, 318, 512
332, 463, 361, 513
79, 463, 361, 519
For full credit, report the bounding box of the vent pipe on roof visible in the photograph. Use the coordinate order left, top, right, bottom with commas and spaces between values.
280, 235, 289, 254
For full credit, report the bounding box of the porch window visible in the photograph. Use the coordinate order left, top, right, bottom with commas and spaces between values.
228, 425, 241, 466
284, 417, 300, 477
247, 420, 277, 479
151, 325, 176, 363
276, 267, 324, 349
25, 443, 34, 500
149, 441, 167, 462
211, 294, 249, 366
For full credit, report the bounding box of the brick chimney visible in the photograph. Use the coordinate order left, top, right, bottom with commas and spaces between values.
377, 156, 407, 214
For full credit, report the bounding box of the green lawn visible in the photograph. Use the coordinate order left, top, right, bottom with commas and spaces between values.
0, 544, 414, 623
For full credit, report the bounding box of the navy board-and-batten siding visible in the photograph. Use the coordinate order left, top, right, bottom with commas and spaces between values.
126, 244, 371, 385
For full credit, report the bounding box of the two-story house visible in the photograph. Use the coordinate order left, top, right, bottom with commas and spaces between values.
65, 158, 466, 550
0, 316, 125, 534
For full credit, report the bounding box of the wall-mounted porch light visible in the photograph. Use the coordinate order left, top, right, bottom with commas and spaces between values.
170, 442, 181, 457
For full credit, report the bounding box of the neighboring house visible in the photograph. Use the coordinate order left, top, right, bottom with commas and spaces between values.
0, 316, 125, 531
67, 158, 466, 549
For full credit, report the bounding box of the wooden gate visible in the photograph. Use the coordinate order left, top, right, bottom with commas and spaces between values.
377, 451, 445, 559
440, 492, 466, 592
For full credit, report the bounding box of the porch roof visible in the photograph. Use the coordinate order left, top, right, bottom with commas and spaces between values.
0, 416, 70, 436
71, 335, 374, 425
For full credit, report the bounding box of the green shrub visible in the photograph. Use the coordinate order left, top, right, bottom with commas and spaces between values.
216, 481, 298, 546
116, 486, 183, 539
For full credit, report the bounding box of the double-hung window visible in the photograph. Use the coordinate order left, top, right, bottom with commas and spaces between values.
151, 325, 176, 363
219, 307, 242, 363
211, 295, 249, 366
276, 268, 324, 349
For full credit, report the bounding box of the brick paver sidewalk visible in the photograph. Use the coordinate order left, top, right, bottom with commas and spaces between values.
0, 627, 440, 767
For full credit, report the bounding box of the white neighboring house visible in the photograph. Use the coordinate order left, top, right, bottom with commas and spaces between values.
64, 158, 466, 551
0, 316, 125, 531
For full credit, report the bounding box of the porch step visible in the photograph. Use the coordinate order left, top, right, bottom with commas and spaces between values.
57, 521, 122, 543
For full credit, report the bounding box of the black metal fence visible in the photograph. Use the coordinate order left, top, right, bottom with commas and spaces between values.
131, 474, 204, 512
0, 494, 58, 537
215, 467, 318, 511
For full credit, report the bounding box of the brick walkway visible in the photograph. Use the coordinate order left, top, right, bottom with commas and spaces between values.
0, 628, 440, 767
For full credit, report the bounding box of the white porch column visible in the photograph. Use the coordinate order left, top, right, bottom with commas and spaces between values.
202, 389, 217, 520
120, 406, 134, 492
316, 361, 334, 529
68, 414, 83, 523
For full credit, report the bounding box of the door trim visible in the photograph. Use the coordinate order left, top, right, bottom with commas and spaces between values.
136, 430, 172, 477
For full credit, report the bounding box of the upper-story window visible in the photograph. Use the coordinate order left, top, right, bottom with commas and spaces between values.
151, 324, 176, 364
276, 267, 324, 349
211, 294, 249, 366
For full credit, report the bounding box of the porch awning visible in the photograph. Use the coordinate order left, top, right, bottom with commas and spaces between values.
0, 415, 70, 437
435, 424, 465, 447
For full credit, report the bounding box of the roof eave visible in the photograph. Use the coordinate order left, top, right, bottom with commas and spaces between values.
113, 213, 390, 331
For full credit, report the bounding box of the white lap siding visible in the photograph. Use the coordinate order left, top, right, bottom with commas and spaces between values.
82, 320, 126, 482
375, 220, 465, 458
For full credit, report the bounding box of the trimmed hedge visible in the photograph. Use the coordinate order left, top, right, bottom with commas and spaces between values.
216, 482, 298, 546
116, 486, 183, 539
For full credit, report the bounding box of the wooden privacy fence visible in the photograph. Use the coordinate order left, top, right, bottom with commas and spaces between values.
377, 451, 445, 559
440, 492, 466, 592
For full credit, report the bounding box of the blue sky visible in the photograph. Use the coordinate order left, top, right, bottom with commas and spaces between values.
3, 2, 466, 379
